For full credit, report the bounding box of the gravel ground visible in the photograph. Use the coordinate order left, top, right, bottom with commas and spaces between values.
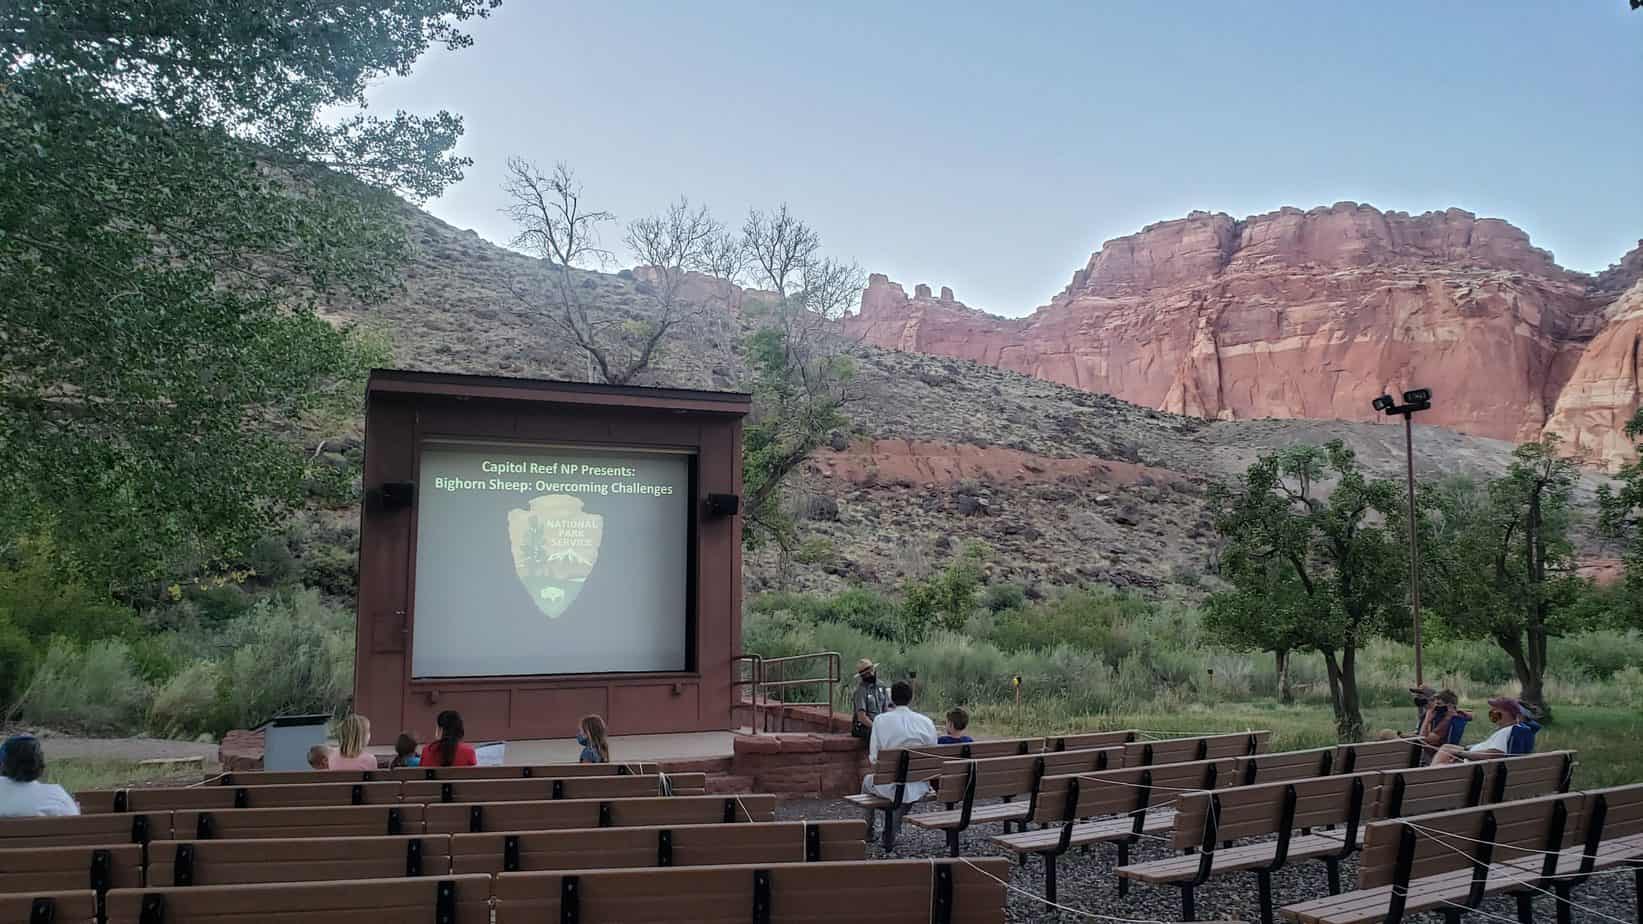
776, 798, 1637, 923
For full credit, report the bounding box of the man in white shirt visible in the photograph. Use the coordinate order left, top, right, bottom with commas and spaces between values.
0, 735, 80, 817
1432, 697, 1532, 764
861, 680, 938, 839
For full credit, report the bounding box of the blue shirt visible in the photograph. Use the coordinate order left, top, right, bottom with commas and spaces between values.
579, 746, 606, 763
937, 735, 973, 745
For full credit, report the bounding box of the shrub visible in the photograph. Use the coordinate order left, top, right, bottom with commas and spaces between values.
0, 612, 33, 710
981, 583, 1026, 614
300, 546, 359, 597
217, 590, 355, 728
21, 638, 151, 734
150, 660, 234, 738
1550, 631, 1643, 682
1614, 666, 1643, 710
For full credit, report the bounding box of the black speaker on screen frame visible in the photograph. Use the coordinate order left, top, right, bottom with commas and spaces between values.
705, 493, 741, 518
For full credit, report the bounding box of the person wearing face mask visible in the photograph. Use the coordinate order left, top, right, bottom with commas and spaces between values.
851, 659, 888, 740
577, 714, 610, 764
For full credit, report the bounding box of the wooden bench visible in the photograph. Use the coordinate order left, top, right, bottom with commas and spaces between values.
1046, 730, 1137, 751
1119, 772, 1380, 924
490, 857, 1011, 923
0, 891, 98, 924
1281, 784, 1642, 924
0, 844, 141, 923
104, 874, 492, 924
450, 819, 863, 874
843, 741, 1031, 850
424, 794, 777, 835
906, 748, 1120, 855
144, 835, 451, 886
209, 762, 659, 786
80, 782, 404, 814
0, 813, 163, 850
1331, 738, 1421, 773
172, 804, 423, 840
1374, 750, 1573, 821
1121, 731, 1271, 766
991, 757, 1238, 902
400, 773, 701, 804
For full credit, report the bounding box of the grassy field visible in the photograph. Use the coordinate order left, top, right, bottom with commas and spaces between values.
44, 759, 208, 794
970, 701, 1643, 788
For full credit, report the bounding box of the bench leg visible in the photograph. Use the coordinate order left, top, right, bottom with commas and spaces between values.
863, 808, 876, 842
1044, 853, 1058, 905
879, 808, 897, 851
1018, 848, 1028, 867
946, 828, 960, 858
1117, 841, 1131, 897
1635, 866, 1641, 924
1553, 884, 1573, 924
1515, 891, 1534, 924
1256, 871, 1274, 924
1325, 856, 1341, 895
1179, 884, 1196, 922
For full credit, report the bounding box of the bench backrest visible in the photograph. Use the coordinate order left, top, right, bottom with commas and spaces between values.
401, 774, 698, 805
1494, 751, 1573, 802
0, 813, 163, 850
388, 763, 659, 781
1359, 790, 1589, 889
1334, 738, 1422, 773
0, 844, 143, 894
145, 835, 451, 886
1120, 731, 1269, 766
1233, 746, 1335, 787
172, 804, 423, 840
212, 763, 660, 786
1373, 750, 1574, 820
0, 891, 97, 924
450, 820, 863, 874
934, 748, 1119, 804
94, 781, 403, 813
1031, 757, 1237, 824
1045, 730, 1137, 751
490, 858, 1010, 924
104, 874, 492, 924
1587, 783, 1643, 843
1171, 771, 1380, 849
425, 795, 778, 835
868, 738, 1042, 782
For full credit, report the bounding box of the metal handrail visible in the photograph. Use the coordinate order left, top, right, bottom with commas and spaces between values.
731, 651, 841, 733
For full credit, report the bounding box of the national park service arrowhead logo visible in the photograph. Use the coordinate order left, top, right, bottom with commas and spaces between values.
508, 495, 603, 619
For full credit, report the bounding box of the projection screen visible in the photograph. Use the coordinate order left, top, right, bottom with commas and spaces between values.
411, 442, 691, 677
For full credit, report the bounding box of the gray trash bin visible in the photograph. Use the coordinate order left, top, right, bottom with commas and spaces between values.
260, 713, 331, 771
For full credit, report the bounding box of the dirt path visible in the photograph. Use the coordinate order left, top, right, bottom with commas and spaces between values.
19, 734, 219, 763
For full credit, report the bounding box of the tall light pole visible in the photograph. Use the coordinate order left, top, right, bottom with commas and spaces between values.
1373, 388, 1433, 685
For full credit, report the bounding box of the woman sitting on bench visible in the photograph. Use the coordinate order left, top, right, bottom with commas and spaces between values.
0, 735, 79, 817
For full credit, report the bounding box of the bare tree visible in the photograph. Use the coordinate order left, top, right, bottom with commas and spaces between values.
698, 229, 749, 311
739, 206, 866, 546
620, 196, 721, 381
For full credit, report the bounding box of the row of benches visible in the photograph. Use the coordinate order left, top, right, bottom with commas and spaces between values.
849, 730, 1282, 848
0, 794, 780, 848
206, 761, 661, 785
4, 819, 864, 893
889, 736, 1421, 856
978, 751, 1568, 916
74, 773, 706, 814
1288, 783, 1643, 924
4, 856, 1010, 924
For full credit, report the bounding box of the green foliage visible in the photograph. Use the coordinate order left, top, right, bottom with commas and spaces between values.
990, 588, 1151, 667
1203, 440, 1409, 740
150, 661, 235, 740
0, 612, 32, 710
980, 583, 1027, 614
1598, 408, 1643, 629
899, 543, 985, 639
1, 2, 488, 588
21, 639, 152, 734
1427, 437, 1589, 720
301, 546, 361, 597
217, 590, 356, 729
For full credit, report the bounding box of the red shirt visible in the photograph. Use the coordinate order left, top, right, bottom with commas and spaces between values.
418, 741, 478, 767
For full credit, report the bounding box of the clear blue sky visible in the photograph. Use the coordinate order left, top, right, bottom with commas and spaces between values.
359, 1, 1642, 316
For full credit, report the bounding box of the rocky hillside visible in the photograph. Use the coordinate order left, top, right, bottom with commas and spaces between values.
846, 203, 1643, 470
310, 202, 1621, 596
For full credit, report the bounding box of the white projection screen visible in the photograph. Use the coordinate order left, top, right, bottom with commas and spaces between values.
411, 442, 692, 677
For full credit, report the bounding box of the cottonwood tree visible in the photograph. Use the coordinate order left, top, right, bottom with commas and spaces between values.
1203, 442, 1408, 740
1428, 438, 1587, 721
1, 1, 494, 590
1598, 409, 1643, 629
739, 206, 865, 548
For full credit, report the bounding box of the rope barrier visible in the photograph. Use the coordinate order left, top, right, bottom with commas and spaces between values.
954, 855, 1181, 923
1404, 819, 1635, 924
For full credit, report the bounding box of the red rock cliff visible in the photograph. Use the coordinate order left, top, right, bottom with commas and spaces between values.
847, 204, 1637, 461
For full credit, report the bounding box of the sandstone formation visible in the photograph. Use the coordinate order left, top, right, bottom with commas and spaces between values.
846, 204, 1641, 465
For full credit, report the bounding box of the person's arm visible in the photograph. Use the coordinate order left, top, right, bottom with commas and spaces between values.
868, 720, 884, 763
852, 686, 873, 728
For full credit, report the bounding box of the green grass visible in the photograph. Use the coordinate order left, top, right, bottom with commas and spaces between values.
45, 759, 206, 794
968, 701, 1643, 788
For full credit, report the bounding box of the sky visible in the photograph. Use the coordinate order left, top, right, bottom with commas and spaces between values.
355, 1, 1643, 317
